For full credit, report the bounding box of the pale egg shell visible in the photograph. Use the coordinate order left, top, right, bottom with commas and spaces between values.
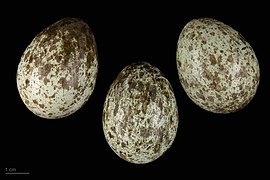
16, 18, 98, 119
176, 18, 260, 113
102, 62, 179, 164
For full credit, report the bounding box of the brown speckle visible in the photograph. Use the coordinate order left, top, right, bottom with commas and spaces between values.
227, 54, 233, 62
25, 79, 29, 87
196, 92, 205, 100
209, 54, 217, 65
59, 77, 69, 90
121, 142, 126, 148
208, 96, 214, 102
149, 85, 157, 101
39, 103, 45, 109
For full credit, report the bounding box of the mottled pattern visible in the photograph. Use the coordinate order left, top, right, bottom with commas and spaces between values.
16, 18, 98, 119
176, 18, 260, 113
103, 62, 179, 164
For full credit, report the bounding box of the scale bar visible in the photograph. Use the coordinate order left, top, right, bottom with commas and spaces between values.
5, 172, 30, 174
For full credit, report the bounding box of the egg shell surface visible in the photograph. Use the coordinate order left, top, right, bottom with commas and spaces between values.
176, 18, 260, 113
103, 62, 179, 164
16, 17, 98, 119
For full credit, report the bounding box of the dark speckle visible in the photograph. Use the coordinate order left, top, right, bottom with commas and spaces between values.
50, 93, 56, 99
159, 100, 163, 111
62, 58, 69, 67
121, 142, 126, 148
208, 96, 214, 102
86, 47, 95, 69
196, 92, 205, 100
149, 85, 157, 102
140, 127, 151, 138
114, 103, 119, 116
222, 31, 227, 35
111, 127, 116, 133
25, 100, 29, 105
108, 132, 114, 139
119, 151, 127, 160
129, 81, 137, 91
39, 103, 45, 109
26, 64, 30, 71
38, 64, 52, 78
44, 78, 50, 85
235, 69, 245, 78
189, 32, 196, 39
25, 79, 29, 87
59, 77, 69, 90
209, 54, 217, 65
154, 143, 160, 153
136, 81, 144, 91
227, 54, 233, 62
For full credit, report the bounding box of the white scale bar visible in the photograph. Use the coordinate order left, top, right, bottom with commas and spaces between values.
5, 172, 30, 174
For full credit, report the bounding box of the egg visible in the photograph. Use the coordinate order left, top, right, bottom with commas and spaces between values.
176, 18, 260, 113
16, 18, 98, 119
102, 62, 179, 164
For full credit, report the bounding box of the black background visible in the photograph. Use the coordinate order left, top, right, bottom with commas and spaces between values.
1, 2, 269, 178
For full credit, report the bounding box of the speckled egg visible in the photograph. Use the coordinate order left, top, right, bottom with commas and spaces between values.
176, 18, 260, 113
16, 18, 98, 119
102, 62, 179, 164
